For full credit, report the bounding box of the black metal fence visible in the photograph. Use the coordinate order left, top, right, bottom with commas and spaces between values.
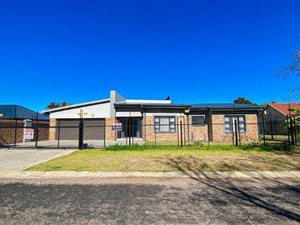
0, 116, 298, 149
260, 115, 299, 146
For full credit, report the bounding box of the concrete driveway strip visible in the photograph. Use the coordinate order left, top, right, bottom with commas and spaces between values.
0, 149, 74, 171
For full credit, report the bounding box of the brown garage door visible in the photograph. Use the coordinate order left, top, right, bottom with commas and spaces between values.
57, 119, 105, 140
83, 119, 105, 140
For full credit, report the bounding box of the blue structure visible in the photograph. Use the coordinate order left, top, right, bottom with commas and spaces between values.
0, 105, 48, 121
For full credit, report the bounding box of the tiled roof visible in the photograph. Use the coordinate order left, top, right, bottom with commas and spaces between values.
268, 103, 300, 116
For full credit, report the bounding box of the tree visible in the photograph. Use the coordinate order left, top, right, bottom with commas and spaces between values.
287, 50, 300, 76
279, 50, 300, 100
47, 102, 71, 109
233, 97, 255, 105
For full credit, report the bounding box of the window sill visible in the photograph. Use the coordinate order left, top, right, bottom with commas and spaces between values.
155, 131, 177, 134
224, 132, 247, 134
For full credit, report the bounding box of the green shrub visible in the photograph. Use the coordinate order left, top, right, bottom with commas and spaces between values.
104, 142, 300, 152
193, 141, 204, 147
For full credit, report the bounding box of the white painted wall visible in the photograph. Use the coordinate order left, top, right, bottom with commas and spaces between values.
116, 111, 142, 117
144, 112, 184, 117
124, 99, 171, 104
50, 102, 111, 119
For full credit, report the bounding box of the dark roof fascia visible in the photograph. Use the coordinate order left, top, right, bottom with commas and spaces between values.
44, 100, 110, 114
191, 106, 262, 113
114, 103, 189, 109
209, 108, 263, 114
191, 105, 263, 110
141, 105, 189, 109
114, 103, 263, 111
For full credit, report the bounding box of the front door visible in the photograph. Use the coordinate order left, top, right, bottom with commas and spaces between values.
117, 118, 142, 139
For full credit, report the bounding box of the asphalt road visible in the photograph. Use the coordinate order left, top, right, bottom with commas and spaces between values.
0, 177, 299, 225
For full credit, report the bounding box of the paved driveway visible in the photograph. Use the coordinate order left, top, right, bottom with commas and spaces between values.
0, 149, 74, 171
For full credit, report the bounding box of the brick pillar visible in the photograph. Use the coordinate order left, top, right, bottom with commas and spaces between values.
49, 118, 57, 141
143, 116, 153, 141
105, 118, 116, 141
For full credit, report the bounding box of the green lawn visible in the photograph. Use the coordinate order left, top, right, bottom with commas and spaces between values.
264, 134, 289, 140
27, 144, 300, 172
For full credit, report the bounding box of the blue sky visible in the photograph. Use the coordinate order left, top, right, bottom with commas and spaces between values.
0, 0, 299, 111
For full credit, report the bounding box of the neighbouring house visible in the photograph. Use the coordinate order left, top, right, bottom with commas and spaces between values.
0, 105, 49, 145
264, 103, 300, 134
43, 90, 262, 144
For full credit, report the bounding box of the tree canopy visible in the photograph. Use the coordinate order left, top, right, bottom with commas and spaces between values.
233, 97, 255, 105
287, 50, 300, 76
47, 102, 71, 109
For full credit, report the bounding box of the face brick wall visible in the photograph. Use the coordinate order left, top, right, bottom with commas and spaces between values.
141, 114, 258, 143
142, 116, 209, 142
35, 121, 49, 141
105, 118, 117, 141
189, 124, 209, 142
0, 120, 24, 145
211, 114, 259, 142
0, 120, 49, 145
49, 119, 57, 141
143, 116, 178, 142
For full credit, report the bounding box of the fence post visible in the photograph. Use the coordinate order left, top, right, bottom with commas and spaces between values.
234, 119, 238, 146
154, 124, 157, 147
177, 120, 179, 147
180, 120, 183, 147
132, 120, 134, 145
287, 116, 291, 144
35, 111, 39, 148
270, 117, 274, 140
183, 120, 186, 146
294, 116, 300, 145
14, 118, 17, 148
78, 119, 84, 149
128, 119, 130, 146
103, 122, 106, 149
237, 117, 241, 146
294, 116, 298, 146
290, 116, 295, 145
57, 121, 61, 148
261, 113, 266, 145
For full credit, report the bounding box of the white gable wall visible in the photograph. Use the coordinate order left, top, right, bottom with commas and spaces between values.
49, 102, 111, 119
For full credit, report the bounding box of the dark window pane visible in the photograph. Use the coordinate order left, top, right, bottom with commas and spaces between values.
191, 116, 205, 125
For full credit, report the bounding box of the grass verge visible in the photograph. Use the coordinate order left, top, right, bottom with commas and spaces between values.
26, 143, 300, 172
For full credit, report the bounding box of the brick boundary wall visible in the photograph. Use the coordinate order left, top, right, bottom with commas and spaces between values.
0, 119, 49, 145
0, 120, 24, 145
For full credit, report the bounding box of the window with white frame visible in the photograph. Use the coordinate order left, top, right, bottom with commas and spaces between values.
154, 116, 176, 133
191, 115, 205, 126
224, 115, 246, 133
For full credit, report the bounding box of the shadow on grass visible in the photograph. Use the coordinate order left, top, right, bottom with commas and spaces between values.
164, 156, 300, 223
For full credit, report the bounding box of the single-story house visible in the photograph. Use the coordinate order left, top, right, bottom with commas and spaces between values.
0, 105, 49, 145
264, 103, 300, 134
43, 90, 262, 143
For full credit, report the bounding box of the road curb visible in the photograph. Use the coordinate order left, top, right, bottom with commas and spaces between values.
0, 171, 299, 179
